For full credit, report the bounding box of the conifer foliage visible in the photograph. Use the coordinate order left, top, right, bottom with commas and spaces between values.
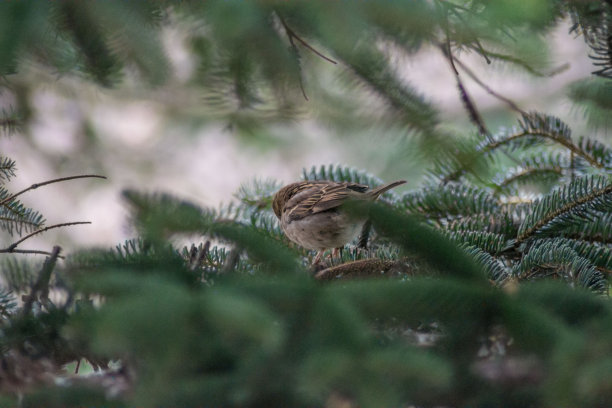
1, 1, 612, 408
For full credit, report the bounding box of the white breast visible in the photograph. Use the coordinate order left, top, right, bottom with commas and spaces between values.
281, 210, 364, 250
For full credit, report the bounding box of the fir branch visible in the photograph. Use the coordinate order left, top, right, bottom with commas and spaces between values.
540, 237, 612, 272
402, 183, 499, 220
0, 207, 45, 236
561, 212, 612, 244
0, 289, 17, 319
493, 152, 570, 192
571, 1, 612, 79
461, 245, 509, 284
0, 108, 21, 135
496, 167, 563, 190
485, 113, 603, 169
445, 230, 509, 254
0, 257, 39, 291
335, 42, 439, 133
575, 136, 612, 168
445, 212, 516, 237
516, 176, 612, 245
0, 157, 16, 182
514, 241, 606, 293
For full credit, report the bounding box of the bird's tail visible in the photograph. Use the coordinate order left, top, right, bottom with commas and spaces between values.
369, 180, 407, 198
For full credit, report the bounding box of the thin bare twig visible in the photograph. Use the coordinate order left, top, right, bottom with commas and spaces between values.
439, 43, 490, 137
315, 258, 412, 281
1, 221, 91, 253
280, 17, 310, 101
452, 57, 527, 115
5, 248, 62, 257
0, 174, 106, 207
278, 16, 338, 65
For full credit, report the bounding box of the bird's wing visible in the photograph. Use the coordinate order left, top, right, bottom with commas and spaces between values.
286, 181, 368, 221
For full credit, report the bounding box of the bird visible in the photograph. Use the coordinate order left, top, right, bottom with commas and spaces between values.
272, 179, 406, 264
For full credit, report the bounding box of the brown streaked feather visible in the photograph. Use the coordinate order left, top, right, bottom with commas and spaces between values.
273, 181, 373, 222
285, 182, 368, 221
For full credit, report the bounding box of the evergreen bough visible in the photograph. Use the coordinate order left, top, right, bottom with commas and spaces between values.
0, 1, 612, 408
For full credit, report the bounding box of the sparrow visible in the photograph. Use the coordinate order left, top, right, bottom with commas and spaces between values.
272, 179, 406, 263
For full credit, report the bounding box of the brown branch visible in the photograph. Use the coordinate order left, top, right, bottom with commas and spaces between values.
280, 16, 309, 101
5, 248, 62, 257
439, 43, 490, 137
0, 174, 106, 207
452, 57, 527, 115
22, 246, 61, 315
468, 46, 570, 77
315, 258, 413, 281
278, 16, 337, 65
0, 221, 91, 253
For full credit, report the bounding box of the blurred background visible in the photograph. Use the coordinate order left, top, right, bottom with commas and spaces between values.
0, 6, 599, 252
